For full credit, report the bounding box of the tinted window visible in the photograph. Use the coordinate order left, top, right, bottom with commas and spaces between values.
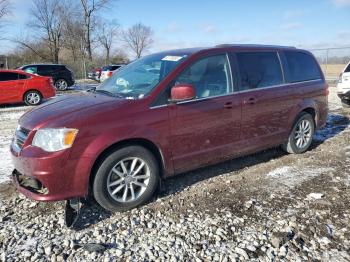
23, 66, 37, 74
236, 52, 283, 90
37, 65, 56, 74
0, 72, 18, 81
345, 63, 350, 73
284, 51, 321, 82
175, 54, 232, 98
18, 74, 29, 79
110, 65, 121, 71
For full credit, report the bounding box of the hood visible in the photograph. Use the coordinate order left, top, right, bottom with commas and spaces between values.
19, 92, 126, 130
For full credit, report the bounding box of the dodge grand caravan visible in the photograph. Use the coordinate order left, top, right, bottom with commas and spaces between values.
11, 44, 328, 212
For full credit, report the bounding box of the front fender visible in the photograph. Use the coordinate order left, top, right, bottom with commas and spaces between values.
68, 124, 172, 196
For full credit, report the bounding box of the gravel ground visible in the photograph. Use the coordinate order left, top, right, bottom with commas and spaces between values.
0, 87, 349, 261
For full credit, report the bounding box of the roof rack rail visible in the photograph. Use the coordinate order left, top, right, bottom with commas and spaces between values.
215, 44, 296, 49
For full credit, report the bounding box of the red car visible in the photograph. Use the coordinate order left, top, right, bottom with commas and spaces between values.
0, 70, 56, 105
11, 45, 328, 212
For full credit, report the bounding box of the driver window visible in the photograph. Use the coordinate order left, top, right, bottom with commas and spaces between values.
175, 54, 232, 98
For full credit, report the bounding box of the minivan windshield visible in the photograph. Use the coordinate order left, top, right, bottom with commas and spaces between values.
96, 53, 188, 99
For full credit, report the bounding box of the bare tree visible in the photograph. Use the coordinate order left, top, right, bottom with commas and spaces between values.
0, 0, 11, 38
27, 0, 66, 63
98, 22, 118, 64
79, 0, 110, 61
61, 8, 84, 62
122, 23, 153, 58
0, 0, 10, 20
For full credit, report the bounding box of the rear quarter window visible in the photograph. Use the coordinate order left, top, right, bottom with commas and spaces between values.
284, 51, 322, 83
18, 74, 29, 79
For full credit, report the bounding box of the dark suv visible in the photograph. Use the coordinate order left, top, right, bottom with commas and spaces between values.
18, 64, 75, 91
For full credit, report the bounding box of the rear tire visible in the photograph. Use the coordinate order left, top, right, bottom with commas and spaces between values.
282, 112, 315, 154
55, 79, 68, 91
24, 91, 42, 106
93, 146, 159, 212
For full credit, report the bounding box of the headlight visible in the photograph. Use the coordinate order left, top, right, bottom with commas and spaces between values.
32, 128, 78, 152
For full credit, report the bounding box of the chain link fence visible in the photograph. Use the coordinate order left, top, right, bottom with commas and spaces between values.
0, 55, 104, 81
1, 47, 350, 83
308, 47, 350, 83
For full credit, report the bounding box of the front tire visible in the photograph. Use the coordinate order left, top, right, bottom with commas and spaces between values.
282, 112, 315, 154
55, 79, 68, 91
24, 91, 42, 106
93, 146, 159, 212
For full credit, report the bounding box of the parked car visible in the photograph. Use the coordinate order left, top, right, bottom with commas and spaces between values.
337, 61, 350, 107
18, 64, 75, 91
0, 70, 55, 106
99, 64, 124, 82
11, 45, 328, 213
88, 67, 102, 82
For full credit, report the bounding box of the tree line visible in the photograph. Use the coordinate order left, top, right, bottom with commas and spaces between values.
0, 0, 154, 76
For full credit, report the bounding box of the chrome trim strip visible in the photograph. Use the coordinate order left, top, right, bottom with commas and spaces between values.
150, 68, 322, 109
149, 79, 323, 109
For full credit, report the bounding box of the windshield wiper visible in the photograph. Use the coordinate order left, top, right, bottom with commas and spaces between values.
93, 89, 116, 97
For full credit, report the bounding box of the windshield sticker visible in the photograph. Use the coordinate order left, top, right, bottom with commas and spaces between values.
161, 55, 184, 62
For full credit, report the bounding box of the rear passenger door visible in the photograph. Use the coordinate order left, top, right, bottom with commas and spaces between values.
37, 65, 56, 78
234, 51, 295, 151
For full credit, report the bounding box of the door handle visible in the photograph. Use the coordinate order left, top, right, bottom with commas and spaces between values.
224, 102, 233, 109
243, 97, 258, 105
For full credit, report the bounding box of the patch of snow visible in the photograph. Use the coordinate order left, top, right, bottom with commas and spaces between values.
0, 111, 24, 121
267, 166, 334, 190
314, 114, 350, 142
0, 146, 12, 183
0, 110, 26, 184
306, 193, 324, 200
16, 237, 38, 251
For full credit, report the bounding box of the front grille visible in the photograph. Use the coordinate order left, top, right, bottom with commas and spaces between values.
14, 126, 30, 150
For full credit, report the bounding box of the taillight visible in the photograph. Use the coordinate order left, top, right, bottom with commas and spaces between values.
338, 73, 343, 83
107, 71, 113, 77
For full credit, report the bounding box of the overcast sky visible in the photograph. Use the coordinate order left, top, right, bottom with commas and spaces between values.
2, 0, 350, 55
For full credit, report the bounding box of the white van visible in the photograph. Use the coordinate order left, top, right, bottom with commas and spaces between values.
337, 61, 350, 107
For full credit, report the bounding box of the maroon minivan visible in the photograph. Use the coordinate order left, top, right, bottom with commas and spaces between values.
11, 45, 328, 212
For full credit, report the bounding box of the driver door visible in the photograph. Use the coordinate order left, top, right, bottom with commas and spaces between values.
169, 54, 241, 173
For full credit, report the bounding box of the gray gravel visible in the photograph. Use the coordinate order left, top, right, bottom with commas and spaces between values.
0, 87, 349, 261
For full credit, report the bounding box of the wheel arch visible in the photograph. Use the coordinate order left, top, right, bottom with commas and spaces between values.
301, 107, 316, 124
89, 138, 165, 188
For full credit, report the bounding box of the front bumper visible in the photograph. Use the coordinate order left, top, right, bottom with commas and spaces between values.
11, 143, 87, 201
337, 90, 350, 100
337, 82, 350, 99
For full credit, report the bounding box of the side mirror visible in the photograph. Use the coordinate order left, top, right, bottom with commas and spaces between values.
170, 84, 196, 102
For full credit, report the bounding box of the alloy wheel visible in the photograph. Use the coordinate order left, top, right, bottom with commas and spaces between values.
294, 119, 312, 149
26, 92, 40, 105
55, 79, 68, 90
107, 157, 150, 203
